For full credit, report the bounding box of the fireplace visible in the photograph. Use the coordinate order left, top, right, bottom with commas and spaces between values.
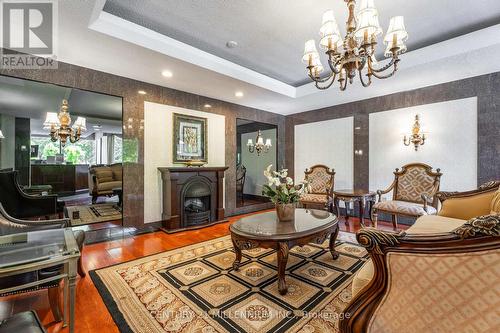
182, 177, 212, 227
158, 167, 228, 232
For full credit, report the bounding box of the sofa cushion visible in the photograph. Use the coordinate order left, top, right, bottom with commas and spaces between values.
352, 214, 467, 297
97, 181, 122, 192
300, 193, 328, 204
94, 167, 113, 183
406, 215, 466, 234
438, 191, 495, 220
352, 261, 374, 297
491, 187, 500, 214
373, 200, 437, 216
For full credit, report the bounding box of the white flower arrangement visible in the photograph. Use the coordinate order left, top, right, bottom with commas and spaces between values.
262, 165, 310, 204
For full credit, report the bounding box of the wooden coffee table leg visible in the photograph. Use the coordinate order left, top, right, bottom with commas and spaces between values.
277, 242, 289, 295
232, 239, 242, 271
329, 225, 340, 260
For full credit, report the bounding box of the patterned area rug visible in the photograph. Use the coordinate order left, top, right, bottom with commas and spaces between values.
66, 203, 122, 226
90, 232, 368, 333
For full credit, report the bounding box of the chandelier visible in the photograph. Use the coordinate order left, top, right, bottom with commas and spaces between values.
302, 0, 408, 91
44, 99, 87, 147
247, 130, 272, 156
403, 115, 426, 151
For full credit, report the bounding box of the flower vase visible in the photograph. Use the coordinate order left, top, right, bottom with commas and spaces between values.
275, 203, 295, 222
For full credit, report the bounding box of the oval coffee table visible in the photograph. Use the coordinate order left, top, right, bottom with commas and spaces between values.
230, 208, 339, 295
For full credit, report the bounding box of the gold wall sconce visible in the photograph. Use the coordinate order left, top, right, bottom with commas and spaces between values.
403, 115, 426, 151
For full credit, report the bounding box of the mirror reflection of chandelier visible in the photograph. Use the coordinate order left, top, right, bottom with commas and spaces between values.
302, 0, 408, 91
44, 99, 87, 147
247, 130, 272, 156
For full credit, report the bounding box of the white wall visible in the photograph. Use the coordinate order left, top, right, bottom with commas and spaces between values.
0, 114, 15, 169
294, 117, 354, 190
144, 102, 226, 224
369, 97, 477, 192
240, 128, 277, 196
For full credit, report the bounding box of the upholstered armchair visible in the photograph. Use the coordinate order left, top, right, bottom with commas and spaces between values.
299, 165, 335, 210
89, 163, 122, 204
0, 203, 85, 322
236, 163, 246, 203
0, 170, 64, 219
340, 216, 500, 333
372, 163, 442, 229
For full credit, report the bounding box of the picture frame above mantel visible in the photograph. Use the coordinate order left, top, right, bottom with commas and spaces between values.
173, 113, 208, 164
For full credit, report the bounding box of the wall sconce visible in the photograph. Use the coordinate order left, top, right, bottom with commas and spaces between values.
404, 115, 426, 151
247, 130, 272, 156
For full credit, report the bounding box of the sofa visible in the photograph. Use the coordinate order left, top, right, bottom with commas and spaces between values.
88, 163, 122, 204
341, 181, 500, 333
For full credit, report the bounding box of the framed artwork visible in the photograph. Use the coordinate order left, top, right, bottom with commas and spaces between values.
173, 113, 208, 163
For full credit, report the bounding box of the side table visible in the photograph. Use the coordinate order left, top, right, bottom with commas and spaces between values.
333, 189, 376, 227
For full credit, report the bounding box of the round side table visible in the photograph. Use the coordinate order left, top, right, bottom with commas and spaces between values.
332, 189, 376, 227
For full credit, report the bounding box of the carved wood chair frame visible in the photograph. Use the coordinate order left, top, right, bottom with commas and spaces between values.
372, 163, 442, 229
300, 164, 336, 210
340, 215, 500, 333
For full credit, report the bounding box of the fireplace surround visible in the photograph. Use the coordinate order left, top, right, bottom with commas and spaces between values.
158, 167, 228, 232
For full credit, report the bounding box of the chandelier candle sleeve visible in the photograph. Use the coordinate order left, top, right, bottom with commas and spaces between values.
302, 0, 408, 91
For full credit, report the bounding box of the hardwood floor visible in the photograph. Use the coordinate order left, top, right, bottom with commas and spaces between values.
0, 210, 408, 333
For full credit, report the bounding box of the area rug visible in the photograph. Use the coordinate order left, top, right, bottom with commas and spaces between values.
66, 203, 122, 226
90, 232, 368, 333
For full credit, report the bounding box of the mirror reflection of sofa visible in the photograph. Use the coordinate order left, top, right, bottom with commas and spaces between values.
88, 163, 122, 204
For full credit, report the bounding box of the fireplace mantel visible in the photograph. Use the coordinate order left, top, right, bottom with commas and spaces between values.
158, 166, 228, 233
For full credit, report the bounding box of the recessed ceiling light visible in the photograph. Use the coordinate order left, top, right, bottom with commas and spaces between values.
226, 40, 238, 48
138, 90, 147, 95
235, 91, 244, 98
204, 104, 212, 108
162, 70, 173, 78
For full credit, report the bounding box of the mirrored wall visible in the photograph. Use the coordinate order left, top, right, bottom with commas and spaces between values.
0, 75, 123, 230
236, 118, 277, 209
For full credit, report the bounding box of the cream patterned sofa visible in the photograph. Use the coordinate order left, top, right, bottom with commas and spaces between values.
341, 181, 500, 333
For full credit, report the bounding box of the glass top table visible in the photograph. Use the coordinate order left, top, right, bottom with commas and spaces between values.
230, 208, 339, 295
231, 208, 335, 239
0, 228, 80, 333
0, 229, 78, 269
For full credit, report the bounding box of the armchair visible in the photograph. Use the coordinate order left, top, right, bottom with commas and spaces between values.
372, 163, 442, 230
340, 216, 500, 333
299, 164, 335, 210
236, 163, 246, 203
89, 163, 123, 204
0, 204, 85, 322
0, 170, 64, 219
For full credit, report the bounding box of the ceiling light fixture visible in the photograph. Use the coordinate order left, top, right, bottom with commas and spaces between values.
204, 104, 212, 108
247, 130, 272, 156
43, 99, 87, 147
162, 70, 173, 78
302, 0, 408, 91
235, 91, 244, 98
138, 90, 147, 95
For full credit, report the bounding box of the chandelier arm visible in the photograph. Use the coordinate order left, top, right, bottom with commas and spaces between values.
358, 70, 372, 87
308, 71, 334, 84
327, 55, 342, 74
315, 74, 337, 90
370, 57, 396, 73
370, 61, 398, 79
